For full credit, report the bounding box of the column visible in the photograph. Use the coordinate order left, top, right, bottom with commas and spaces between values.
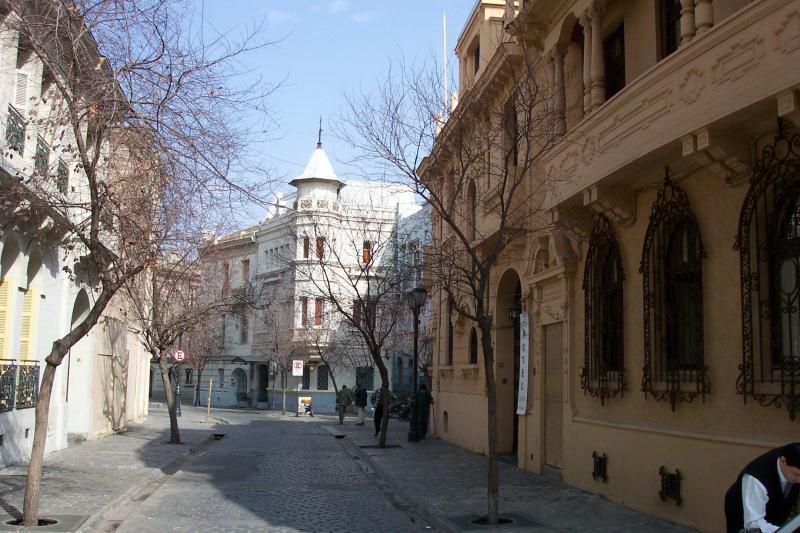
680, 0, 696, 45
590, 1, 605, 110
695, 0, 713, 34
579, 12, 592, 114
552, 46, 566, 135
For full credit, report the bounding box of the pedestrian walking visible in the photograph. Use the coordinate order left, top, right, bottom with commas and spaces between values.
336, 385, 353, 425
416, 383, 434, 439
373, 387, 386, 437
354, 384, 367, 426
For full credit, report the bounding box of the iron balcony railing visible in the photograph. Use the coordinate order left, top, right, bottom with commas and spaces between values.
57, 159, 69, 194
16, 360, 40, 410
34, 136, 49, 176
5, 105, 24, 153
0, 360, 17, 413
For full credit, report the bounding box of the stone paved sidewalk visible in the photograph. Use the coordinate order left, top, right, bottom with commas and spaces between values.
0, 405, 226, 531
327, 416, 692, 532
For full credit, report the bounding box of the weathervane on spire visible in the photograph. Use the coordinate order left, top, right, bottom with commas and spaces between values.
317, 117, 323, 148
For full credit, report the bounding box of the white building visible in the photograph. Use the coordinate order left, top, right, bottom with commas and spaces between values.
169, 138, 428, 412
0, 10, 150, 466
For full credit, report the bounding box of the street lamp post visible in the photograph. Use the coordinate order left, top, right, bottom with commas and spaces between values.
406, 286, 427, 443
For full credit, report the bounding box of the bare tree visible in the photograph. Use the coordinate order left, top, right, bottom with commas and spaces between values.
0, 0, 274, 524
338, 45, 561, 522
124, 248, 230, 444
182, 323, 221, 407
295, 200, 416, 447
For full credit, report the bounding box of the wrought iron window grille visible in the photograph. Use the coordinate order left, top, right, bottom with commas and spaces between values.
34, 136, 49, 176
582, 214, 627, 404
56, 159, 69, 194
0, 360, 17, 413
735, 119, 800, 421
15, 360, 39, 410
640, 173, 710, 411
592, 451, 608, 483
658, 466, 682, 505
5, 105, 25, 154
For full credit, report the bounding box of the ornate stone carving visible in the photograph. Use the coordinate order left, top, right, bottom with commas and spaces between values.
679, 68, 706, 106
711, 37, 765, 85
775, 10, 800, 54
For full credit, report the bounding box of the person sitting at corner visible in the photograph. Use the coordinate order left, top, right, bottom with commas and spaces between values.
725, 442, 800, 533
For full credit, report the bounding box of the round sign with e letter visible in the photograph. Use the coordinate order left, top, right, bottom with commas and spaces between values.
173, 350, 186, 363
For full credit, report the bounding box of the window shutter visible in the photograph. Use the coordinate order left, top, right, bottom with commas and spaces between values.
314, 298, 323, 326
19, 287, 36, 360
14, 72, 28, 111
352, 300, 361, 326
0, 279, 9, 358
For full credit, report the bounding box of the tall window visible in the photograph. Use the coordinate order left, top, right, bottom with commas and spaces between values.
300, 297, 308, 327
446, 299, 454, 366
660, 0, 682, 58
737, 124, 800, 421
240, 312, 248, 344
222, 263, 230, 297
469, 327, 478, 365
241, 259, 250, 285
303, 236, 310, 258
316, 237, 325, 259
503, 96, 518, 169
468, 182, 477, 242
473, 43, 480, 74
640, 176, 708, 411
603, 23, 626, 100
302, 365, 310, 390
315, 365, 327, 390
314, 298, 323, 326
352, 300, 362, 327
356, 366, 375, 390
185, 369, 193, 384
581, 214, 626, 404
362, 241, 372, 263
218, 368, 224, 387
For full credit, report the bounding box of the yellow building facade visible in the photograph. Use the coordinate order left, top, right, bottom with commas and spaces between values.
426, 0, 800, 530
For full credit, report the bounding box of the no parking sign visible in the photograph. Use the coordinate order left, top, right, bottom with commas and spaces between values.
292, 360, 303, 376
173, 350, 186, 363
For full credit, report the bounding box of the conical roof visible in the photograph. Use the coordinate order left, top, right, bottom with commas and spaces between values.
297, 145, 338, 181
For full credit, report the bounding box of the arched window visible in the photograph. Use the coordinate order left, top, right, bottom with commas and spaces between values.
736, 123, 800, 420
640, 176, 708, 411
581, 214, 626, 404
469, 327, 478, 365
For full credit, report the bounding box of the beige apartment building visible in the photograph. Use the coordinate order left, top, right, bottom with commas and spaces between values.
425, 0, 800, 530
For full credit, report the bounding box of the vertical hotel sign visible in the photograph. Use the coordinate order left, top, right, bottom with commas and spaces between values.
516, 311, 530, 415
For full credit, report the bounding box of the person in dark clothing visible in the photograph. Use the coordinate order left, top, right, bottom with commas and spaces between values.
354, 385, 367, 426
373, 388, 385, 437
725, 442, 800, 533
416, 383, 434, 439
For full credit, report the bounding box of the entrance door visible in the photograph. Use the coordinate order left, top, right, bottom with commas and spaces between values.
543, 322, 563, 468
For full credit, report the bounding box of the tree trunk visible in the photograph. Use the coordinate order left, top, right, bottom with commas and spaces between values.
157, 355, 181, 444
376, 358, 390, 448
193, 367, 203, 406
481, 325, 499, 524
281, 372, 286, 415
21, 362, 57, 525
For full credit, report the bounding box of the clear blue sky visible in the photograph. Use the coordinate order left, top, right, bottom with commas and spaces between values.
200, 0, 473, 200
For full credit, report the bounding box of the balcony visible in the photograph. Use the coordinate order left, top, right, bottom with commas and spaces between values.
0, 359, 40, 412
5, 105, 24, 154
16, 360, 40, 409
543, 0, 800, 210
34, 136, 49, 176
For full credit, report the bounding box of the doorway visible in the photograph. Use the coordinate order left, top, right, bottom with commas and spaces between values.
495, 269, 522, 456
543, 322, 563, 468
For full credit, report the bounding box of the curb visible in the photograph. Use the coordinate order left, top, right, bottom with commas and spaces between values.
79, 434, 216, 532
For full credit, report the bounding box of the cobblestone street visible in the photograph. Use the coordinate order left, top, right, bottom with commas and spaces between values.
0, 406, 693, 532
